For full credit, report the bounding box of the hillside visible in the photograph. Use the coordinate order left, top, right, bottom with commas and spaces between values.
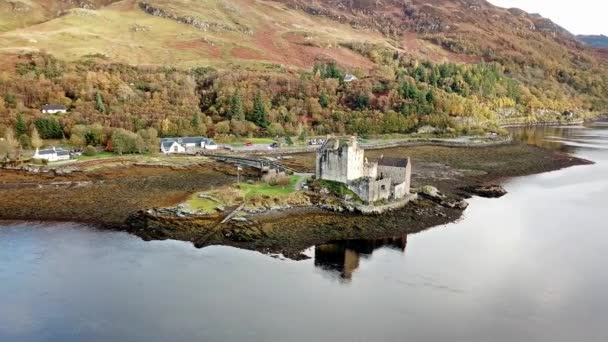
0, 0, 120, 32
0, 0, 606, 149
579, 35, 608, 48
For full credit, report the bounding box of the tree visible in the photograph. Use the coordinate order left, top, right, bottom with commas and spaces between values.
249, 92, 268, 128
84, 145, 97, 157
229, 90, 245, 120
110, 129, 139, 155
191, 112, 201, 130
35, 118, 63, 139
215, 121, 230, 135
70, 134, 86, 149
95, 92, 107, 114
18, 134, 31, 149
14, 114, 27, 137
267, 122, 285, 137
31, 127, 43, 150
319, 92, 330, 108
3, 130, 19, 160
137, 127, 159, 153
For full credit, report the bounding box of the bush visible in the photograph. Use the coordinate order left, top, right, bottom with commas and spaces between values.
84, 145, 97, 157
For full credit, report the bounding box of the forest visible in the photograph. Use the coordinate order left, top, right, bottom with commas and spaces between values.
0, 51, 606, 155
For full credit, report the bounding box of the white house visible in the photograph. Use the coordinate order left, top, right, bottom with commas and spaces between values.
344, 74, 358, 83
41, 104, 67, 114
34, 147, 71, 162
160, 137, 218, 154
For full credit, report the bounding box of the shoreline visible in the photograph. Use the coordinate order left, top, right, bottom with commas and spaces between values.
499, 119, 585, 128
0, 125, 596, 258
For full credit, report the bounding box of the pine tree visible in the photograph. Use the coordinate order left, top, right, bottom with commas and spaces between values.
229, 90, 244, 120
426, 90, 435, 104
319, 92, 329, 108
95, 92, 107, 114
14, 114, 27, 137
250, 92, 268, 128
191, 112, 202, 134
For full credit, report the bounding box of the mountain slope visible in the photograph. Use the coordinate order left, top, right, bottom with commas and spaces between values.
0, 0, 605, 141
579, 35, 608, 48
0, 0, 120, 32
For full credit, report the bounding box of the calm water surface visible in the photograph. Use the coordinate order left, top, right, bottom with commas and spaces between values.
1, 123, 608, 342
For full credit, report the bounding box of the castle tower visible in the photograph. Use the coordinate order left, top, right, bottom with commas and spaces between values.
315, 137, 365, 183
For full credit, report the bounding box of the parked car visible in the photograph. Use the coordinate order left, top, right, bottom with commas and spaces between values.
308, 139, 326, 146
244, 142, 254, 147
269, 142, 279, 149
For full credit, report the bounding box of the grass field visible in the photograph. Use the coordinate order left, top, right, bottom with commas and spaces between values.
227, 137, 277, 146
76, 151, 115, 161
0, 0, 390, 69
184, 196, 221, 213
180, 175, 301, 212
237, 175, 300, 199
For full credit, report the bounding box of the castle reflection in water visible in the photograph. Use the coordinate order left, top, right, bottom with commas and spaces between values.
314, 235, 407, 282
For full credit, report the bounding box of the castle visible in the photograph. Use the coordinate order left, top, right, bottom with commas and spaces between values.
315, 137, 412, 203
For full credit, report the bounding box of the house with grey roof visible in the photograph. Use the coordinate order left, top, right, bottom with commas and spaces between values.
160, 137, 218, 154
41, 104, 67, 114
33, 147, 71, 162
343, 74, 358, 83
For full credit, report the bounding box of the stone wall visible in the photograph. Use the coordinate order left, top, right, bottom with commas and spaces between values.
392, 182, 409, 200
316, 139, 365, 183
363, 160, 378, 179
377, 160, 412, 194
348, 177, 392, 203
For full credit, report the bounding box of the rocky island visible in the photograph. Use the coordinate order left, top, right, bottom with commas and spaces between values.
0, 131, 589, 259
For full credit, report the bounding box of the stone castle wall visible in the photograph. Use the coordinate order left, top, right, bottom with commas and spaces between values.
348, 177, 392, 203
316, 140, 365, 183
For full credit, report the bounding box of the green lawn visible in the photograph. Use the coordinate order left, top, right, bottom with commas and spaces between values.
238, 176, 299, 199
184, 196, 221, 213
76, 152, 116, 161
228, 137, 277, 146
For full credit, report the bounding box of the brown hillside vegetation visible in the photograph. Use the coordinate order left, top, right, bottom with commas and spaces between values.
0, 0, 605, 148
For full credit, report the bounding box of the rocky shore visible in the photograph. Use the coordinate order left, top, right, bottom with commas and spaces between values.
0, 139, 592, 258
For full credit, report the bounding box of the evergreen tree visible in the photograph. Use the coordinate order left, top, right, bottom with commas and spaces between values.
319, 92, 329, 108
34, 118, 63, 139
426, 90, 435, 104
14, 114, 27, 137
191, 112, 202, 134
250, 92, 268, 128
95, 92, 107, 114
229, 90, 244, 120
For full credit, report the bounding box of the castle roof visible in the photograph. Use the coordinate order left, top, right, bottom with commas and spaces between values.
378, 157, 409, 168
319, 137, 357, 152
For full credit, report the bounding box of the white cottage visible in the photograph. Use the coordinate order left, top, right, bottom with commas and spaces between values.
160, 137, 218, 154
41, 104, 67, 114
34, 147, 71, 162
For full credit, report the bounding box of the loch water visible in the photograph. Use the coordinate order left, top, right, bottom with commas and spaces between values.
1, 122, 608, 342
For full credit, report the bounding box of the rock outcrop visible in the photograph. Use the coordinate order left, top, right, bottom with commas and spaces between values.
460, 184, 507, 198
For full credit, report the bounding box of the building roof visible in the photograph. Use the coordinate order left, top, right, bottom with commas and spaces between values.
344, 74, 358, 82
319, 137, 357, 152
160, 137, 214, 149
161, 140, 177, 150
42, 104, 67, 111
37, 148, 69, 156
378, 157, 409, 168
37, 149, 56, 155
